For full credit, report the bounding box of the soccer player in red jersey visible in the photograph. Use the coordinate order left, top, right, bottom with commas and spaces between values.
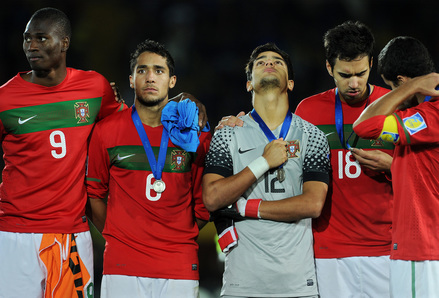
354, 36, 439, 297
0, 7, 127, 297
295, 21, 394, 298
86, 39, 211, 298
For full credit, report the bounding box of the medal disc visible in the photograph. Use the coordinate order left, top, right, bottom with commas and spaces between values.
153, 180, 166, 193
277, 168, 285, 182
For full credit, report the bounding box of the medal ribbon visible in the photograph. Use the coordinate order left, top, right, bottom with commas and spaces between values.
131, 105, 169, 181
335, 84, 370, 149
250, 109, 292, 168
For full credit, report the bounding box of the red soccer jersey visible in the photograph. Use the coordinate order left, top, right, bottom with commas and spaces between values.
86, 107, 211, 280
355, 99, 439, 260
295, 86, 394, 258
0, 68, 125, 233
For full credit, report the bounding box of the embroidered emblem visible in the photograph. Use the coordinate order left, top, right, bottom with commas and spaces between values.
287, 140, 300, 158
171, 150, 186, 170
74, 102, 90, 123
403, 112, 427, 135
371, 139, 385, 146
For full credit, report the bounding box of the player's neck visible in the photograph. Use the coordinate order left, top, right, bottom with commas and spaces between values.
252, 92, 289, 130
134, 99, 165, 127
23, 67, 67, 87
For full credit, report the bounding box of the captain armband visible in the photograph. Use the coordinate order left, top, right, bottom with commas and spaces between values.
378, 115, 400, 144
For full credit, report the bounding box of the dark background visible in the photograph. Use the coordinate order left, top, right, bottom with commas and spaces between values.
2, 0, 439, 297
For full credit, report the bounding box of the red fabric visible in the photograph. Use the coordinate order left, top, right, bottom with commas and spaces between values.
246, 198, 262, 218
295, 86, 393, 258
0, 68, 125, 233
86, 108, 211, 279
353, 115, 387, 140
388, 100, 439, 260
218, 226, 238, 252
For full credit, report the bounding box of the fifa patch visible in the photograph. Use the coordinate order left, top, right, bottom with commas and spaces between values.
192, 264, 197, 271
171, 150, 187, 170
287, 140, 300, 158
393, 243, 398, 250
379, 131, 399, 143
403, 112, 427, 135
307, 279, 314, 286
74, 102, 90, 123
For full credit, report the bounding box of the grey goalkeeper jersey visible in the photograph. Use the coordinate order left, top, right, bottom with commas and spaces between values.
205, 113, 330, 297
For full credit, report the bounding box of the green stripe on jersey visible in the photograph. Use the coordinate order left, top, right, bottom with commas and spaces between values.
317, 124, 394, 150
0, 97, 102, 134
107, 145, 195, 172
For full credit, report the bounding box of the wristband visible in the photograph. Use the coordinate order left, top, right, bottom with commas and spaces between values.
236, 198, 262, 218
247, 156, 269, 179
245, 199, 262, 218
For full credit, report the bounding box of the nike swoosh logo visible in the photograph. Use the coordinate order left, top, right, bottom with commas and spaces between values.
117, 154, 136, 161
18, 115, 37, 125
325, 132, 335, 137
238, 148, 255, 154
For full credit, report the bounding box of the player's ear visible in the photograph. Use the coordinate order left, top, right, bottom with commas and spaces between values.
246, 81, 253, 92
169, 75, 176, 89
129, 75, 134, 89
326, 60, 333, 77
61, 36, 70, 52
287, 80, 294, 91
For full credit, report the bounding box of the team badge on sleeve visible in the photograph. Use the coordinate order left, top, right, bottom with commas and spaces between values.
287, 140, 300, 158
74, 102, 90, 123
403, 112, 427, 135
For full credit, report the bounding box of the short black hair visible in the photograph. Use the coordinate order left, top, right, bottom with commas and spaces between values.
323, 20, 374, 69
378, 36, 436, 84
245, 43, 294, 81
129, 39, 175, 76
29, 7, 71, 39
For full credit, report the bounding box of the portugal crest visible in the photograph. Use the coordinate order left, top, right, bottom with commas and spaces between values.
171, 150, 187, 170
74, 102, 90, 123
287, 140, 300, 158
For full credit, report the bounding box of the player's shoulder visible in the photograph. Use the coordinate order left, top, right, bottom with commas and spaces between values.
0, 73, 22, 91
292, 113, 326, 136
95, 106, 130, 130
296, 88, 335, 113
212, 124, 235, 143
67, 68, 107, 83
370, 85, 391, 99
299, 89, 335, 104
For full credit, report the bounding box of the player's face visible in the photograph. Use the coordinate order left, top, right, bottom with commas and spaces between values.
247, 51, 293, 93
327, 56, 372, 105
23, 19, 67, 72
130, 52, 176, 107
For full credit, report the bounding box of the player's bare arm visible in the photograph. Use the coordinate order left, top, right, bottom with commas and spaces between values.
86, 197, 107, 233
202, 139, 288, 212
350, 148, 392, 172
258, 180, 328, 222
354, 73, 439, 127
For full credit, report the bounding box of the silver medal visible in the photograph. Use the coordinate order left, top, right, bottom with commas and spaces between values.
153, 179, 166, 193
277, 168, 285, 182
